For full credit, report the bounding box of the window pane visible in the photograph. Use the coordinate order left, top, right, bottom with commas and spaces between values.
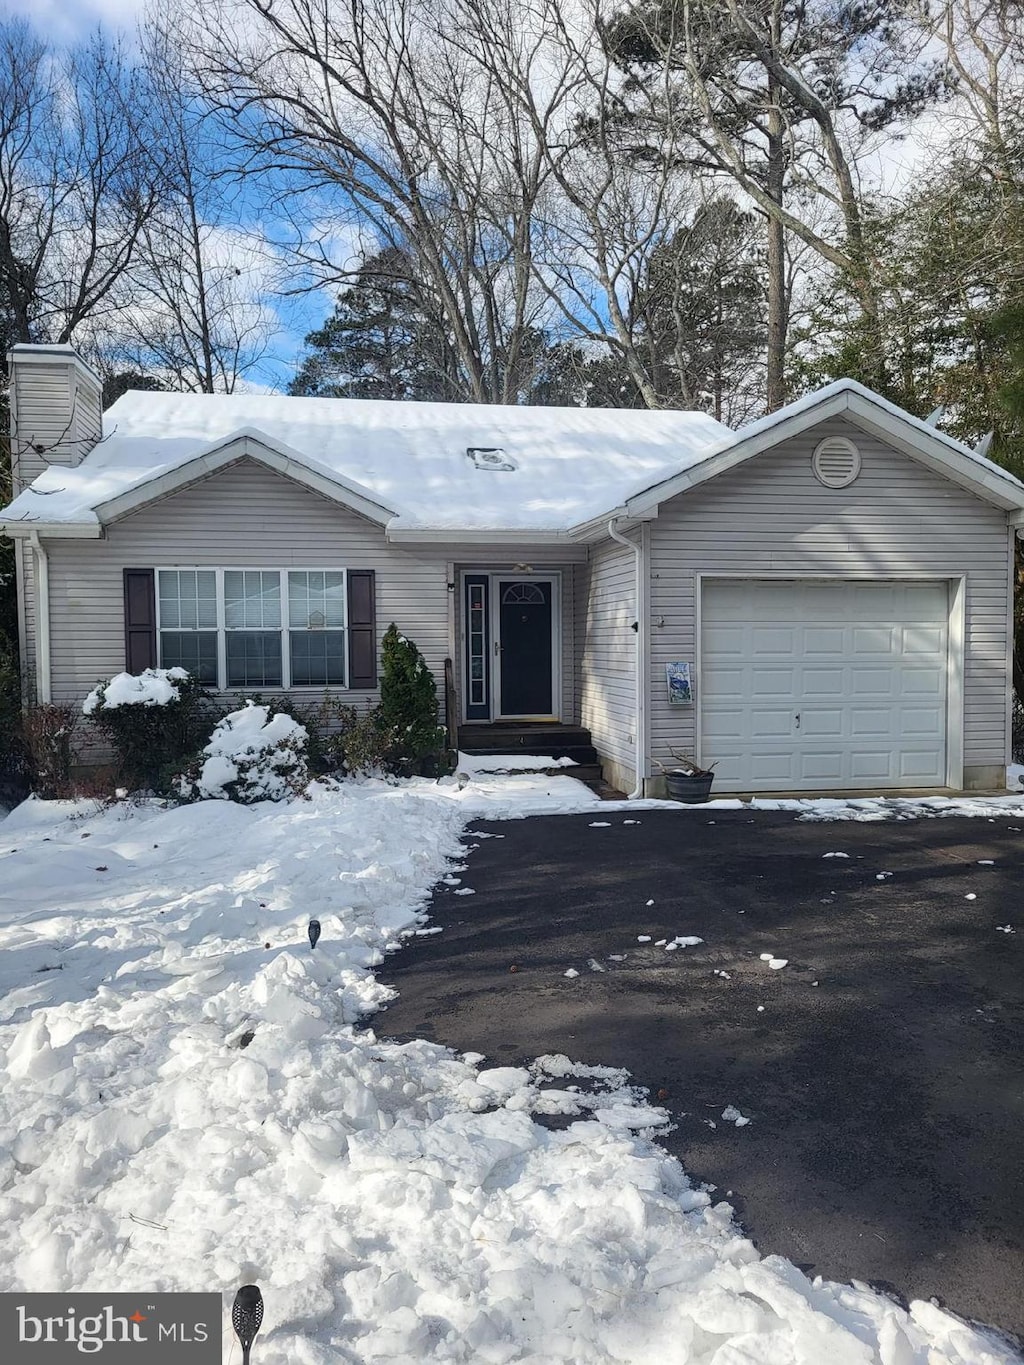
158, 569, 217, 630
289, 631, 346, 686
288, 571, 345, 630
226, 631, 282, 687
160, 632, 218, 685
225, 571, 280, 629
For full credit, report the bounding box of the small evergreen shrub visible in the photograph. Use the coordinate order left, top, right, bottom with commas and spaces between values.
83, 668, 215, 792
378, 624, 446, 775
175, 701, 310, 803
21, 703, 78, 799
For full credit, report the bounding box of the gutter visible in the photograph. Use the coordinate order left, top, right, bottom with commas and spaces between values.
28, 531, 51, 704
607, 518, 646, 800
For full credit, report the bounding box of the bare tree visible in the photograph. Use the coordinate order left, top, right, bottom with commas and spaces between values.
0, 20, 161, 346
171, 0, 563, 403
101, 30, 276, 393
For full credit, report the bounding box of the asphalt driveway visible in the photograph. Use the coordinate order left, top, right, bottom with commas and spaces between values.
377, 808, 1024, 1347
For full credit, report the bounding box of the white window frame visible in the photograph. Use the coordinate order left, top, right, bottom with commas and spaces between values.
155, 567, 349, 691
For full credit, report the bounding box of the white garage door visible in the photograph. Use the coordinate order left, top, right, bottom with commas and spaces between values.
701, 580, 950, 792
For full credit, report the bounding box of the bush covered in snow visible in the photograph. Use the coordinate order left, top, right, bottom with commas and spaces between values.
83, 668, 215, 792
175, 701, 310, 803
379, 624, 448, 775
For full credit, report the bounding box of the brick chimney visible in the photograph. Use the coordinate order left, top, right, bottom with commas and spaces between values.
7, 343, 103, 493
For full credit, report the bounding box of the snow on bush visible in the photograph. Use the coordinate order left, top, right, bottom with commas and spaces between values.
176, 701, 309, 803
83, 666, 190, 713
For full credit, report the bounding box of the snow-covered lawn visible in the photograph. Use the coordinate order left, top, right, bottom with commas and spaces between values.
0, 774, 1020, 1364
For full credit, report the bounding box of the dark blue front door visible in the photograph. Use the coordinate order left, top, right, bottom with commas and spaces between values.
498, 579, 553, 717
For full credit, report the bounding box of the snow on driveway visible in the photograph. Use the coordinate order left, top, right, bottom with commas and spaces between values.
0, 775, 1019, 1363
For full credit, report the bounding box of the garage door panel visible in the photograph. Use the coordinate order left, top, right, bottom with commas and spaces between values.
803, 668, 844, 696
800, 709, 844, 738
803, 627, 845, 655
850, 751, 896, 780
900, 669, 943, 697
850, 708, 895, 737
853, 626, 897, 656
851, 669, 898, 696
798, 751, 846, 780
750, 752, 797, 781
751, 627, 795, 654
700, 580, 949, 792
899, 749, 944, 779
750, 709, 793, 738
750, 668, 794, 695
703, 709, 746, 741
703, 624, 745, 655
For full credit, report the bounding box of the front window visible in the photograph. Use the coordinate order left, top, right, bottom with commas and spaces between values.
157, 568, 347, 689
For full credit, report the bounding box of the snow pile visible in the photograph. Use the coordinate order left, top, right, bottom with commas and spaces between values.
176, 702, 308, 803
457, 751, 578, 774
83, 666, 190, 714
0, 779, 1019, 1363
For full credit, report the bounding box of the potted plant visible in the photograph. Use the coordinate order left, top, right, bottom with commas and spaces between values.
656, 750, 716, 804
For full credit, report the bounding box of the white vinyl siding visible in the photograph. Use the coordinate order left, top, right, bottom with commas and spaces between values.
580, 537, 636, 773
648, 418, 1011, 787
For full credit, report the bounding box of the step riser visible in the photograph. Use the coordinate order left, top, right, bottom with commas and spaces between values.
459, 728, 591, 750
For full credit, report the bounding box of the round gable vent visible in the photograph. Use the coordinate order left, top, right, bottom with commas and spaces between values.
812, 435, 861, 488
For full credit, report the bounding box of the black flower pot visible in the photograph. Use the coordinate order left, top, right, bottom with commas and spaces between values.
665, 770, 715, 804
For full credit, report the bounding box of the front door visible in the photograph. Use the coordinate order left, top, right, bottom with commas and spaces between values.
497, 578, 554, 717
462, 574, 558, 721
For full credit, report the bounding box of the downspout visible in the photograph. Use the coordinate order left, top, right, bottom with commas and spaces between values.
28, 531, 52, 704
607, 519, 645, 799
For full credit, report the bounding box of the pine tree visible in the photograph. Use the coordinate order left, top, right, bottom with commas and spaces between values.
378, 625, 444, 773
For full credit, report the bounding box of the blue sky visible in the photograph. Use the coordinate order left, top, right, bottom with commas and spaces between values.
2, 0, 329, 391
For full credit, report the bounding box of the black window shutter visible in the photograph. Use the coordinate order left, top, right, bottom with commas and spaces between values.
347, 570, 377, 688
123, 569, 157, 672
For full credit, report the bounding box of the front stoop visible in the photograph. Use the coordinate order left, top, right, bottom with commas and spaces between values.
457, 723, 605, 793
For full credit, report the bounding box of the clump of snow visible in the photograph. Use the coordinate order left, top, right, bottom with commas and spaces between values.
456, 752, 578, 774
0, 774, 1020, 1363
722, 1105, 751, 1127
175, 702, 308, 804
83, 666, 190, 714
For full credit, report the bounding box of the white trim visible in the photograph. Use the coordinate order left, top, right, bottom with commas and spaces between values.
28, 532, 51, 704
947, 576, 966, 789
1007, 527, 1016, 782
388, 526, 574, 546
155, 566, 349, 693
695, 573, 965, 792
96, 433, 396, 528
1, 521, 103, 539
607, 519, 643, 798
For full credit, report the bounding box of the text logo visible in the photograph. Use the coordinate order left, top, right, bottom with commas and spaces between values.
0, 1294, 222, 1361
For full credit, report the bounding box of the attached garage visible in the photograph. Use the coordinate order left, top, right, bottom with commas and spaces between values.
699, 579, 954, 792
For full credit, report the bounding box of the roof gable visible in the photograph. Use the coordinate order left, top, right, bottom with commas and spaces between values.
624, 381, 1024, 518
95, 430, 396, 527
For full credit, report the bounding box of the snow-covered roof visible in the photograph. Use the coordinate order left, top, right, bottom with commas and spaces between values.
3, 377, 1023, 538
0, 390, 733, 536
